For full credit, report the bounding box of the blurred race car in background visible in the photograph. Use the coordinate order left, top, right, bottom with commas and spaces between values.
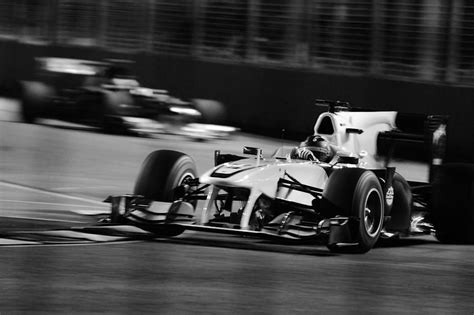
17, 57, 237, 140
103, 100, 474, 253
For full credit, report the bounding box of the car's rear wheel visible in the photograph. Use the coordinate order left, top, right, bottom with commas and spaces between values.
101, 91, 135, 134
384, 173, 412, 233
323, 169, 385, 253
433, 163, 474, 244
192, 99, 226, 124
20, 81, 52, 123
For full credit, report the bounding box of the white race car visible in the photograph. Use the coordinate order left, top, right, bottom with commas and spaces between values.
104, 100, 474, 253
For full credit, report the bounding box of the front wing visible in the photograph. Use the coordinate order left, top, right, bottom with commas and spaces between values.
102, 195, 356, 245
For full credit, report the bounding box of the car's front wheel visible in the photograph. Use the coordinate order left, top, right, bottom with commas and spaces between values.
132, 150, 197, 237
134, 150, 197, 202
323, 169, 385, 253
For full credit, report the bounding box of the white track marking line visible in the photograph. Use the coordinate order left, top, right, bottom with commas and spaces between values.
0, 238, 40, 245
0, 181, 106, 206
0, 199, 106, 208
1, 207, 107, 216
34, 230, 127, 242
0, 239, 141, 248
0, 214, 85, 224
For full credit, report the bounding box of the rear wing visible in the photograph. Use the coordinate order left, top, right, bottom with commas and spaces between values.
377, 113, 448, 182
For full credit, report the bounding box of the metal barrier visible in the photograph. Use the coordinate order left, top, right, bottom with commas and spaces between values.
0, 0, 473, 85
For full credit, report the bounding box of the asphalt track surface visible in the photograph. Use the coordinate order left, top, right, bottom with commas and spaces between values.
1, 119, 474, 314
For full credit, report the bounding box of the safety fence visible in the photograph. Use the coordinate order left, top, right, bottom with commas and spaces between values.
0, 0, 473, 85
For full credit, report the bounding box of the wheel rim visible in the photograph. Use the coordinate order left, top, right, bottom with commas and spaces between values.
173, 171, 196, 200
178, 171, 195, 186
363, 188, 383, 237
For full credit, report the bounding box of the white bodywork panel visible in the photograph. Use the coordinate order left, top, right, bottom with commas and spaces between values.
200, 158, 329, 228
201, 158, 327, 203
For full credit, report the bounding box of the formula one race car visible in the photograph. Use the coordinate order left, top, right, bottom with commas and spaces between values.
18, 57, 236, 139
103, 100, 474, 253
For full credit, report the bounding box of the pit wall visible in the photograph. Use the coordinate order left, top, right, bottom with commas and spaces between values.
1, 40, 472, 162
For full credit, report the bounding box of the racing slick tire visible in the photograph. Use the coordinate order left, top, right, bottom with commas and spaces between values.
19, 81, 53, 123
384, 173, 412, 232
192, 99, 226, 124
134, 150, 197, 202
100, 90, 135, 134
433, 163, 474, 244
323, 169, 385, 253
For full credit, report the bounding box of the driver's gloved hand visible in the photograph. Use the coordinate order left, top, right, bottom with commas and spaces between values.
297, 148, 317, 161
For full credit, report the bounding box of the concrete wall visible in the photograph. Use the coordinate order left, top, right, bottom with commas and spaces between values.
1, 40, 473, 162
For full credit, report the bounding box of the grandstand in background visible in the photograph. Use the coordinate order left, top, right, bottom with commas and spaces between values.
1, 0, 473, 85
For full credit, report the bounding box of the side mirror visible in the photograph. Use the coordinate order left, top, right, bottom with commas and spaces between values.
243, 146, 263, 166
337, 155, 359, 164
243, 146, 262, 156
346, 128, 363, 134
336, 151, 359, 164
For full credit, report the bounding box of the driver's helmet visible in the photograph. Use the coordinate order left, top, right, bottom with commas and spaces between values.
299, 135, 333, 162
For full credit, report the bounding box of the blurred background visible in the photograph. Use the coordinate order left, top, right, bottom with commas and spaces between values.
0, 0, 473, 159
1, 3, 474, 312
